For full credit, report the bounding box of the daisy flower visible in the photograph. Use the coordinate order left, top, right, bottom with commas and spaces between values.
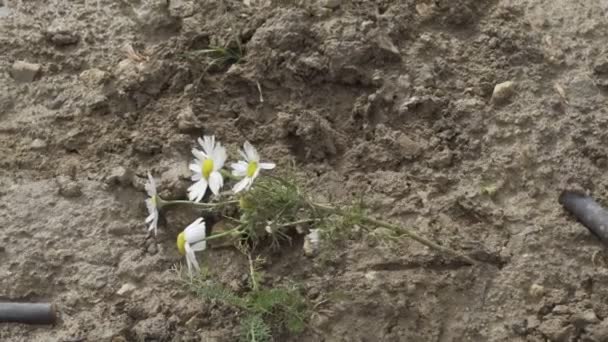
188, 135, 227, 202
176, 217, 207, 275
231, 141, 275, 193
144, 172, 159, 236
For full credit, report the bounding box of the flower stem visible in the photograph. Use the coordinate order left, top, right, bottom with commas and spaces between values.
158, 198, 238, 209
311, 202, 476, 265
204, 227, 241, 241
276, 218, 320, 228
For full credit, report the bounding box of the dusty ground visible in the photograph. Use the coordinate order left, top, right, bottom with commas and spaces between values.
4, 0, 608, 341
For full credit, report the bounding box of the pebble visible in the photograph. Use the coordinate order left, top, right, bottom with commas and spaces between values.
11, 61, 41, 83
30, 138, 47, 150
116, 283, 137, 296
529, 283, 545, 298
491, 81, 515, 105
176, 105, 202, 133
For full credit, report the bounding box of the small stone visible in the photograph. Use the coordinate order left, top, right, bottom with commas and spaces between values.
80, 68, 107, 86
116, 283, 137, 296
529, 283, 545, 298
30, 138, 47, 150
56, 176, 82, 198
107, 166, 133, 186
572, 309, 599, 329
11, 61, 41, 83
176, 106, 202, 133
321, 0, 341, 9
46, 21, 79, 46
491, 81, 516, 105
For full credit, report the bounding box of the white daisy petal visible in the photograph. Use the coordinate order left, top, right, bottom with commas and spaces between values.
148, 216, 158, 235
185, 243, 200, 275
244, 177, 254, 191
213, 145, 227, 170
259, 162, 276, 170
145, 172, 157, 196
239, 149, 249, 162
145, 212, 155, 223
190, 240, 207, 251
188, 179, 208, 202
189, 162, 201, 174
208, 171, 223, 196
243, 141, 259, 162
198, 135, 215, 155
231, 161, 248, 176
191, 173, 201, 181
233, 177, 250, 193
192, 148, 207, 161
184, 218, 206, 242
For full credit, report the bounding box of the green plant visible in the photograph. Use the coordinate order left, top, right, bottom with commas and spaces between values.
145, 136, 479, 341
182, 253, 308, 342
187, 34, 244, 70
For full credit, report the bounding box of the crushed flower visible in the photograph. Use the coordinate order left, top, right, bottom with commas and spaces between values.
177, 217, 207, 275
188, 135, 227, 202
231, 141, 275, 193
144, 172, 159, 236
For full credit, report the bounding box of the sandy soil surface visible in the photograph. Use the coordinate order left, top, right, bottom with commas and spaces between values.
3, 0, 608, 341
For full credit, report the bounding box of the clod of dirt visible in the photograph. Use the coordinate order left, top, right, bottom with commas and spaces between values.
538, 317, 575, 342
176, 105, 202, 133
321, 0, 341, 9
529, 284, 546, 298
588, 319, 608, 341
572, 309, 600, 329
11, 61, 41, 83
132, 313, 171, 341
45, 20, 80, 47
491, 81, 516, 105
107, 167, 134, 187
80, 68, 108, 87
56, 176, 82, 198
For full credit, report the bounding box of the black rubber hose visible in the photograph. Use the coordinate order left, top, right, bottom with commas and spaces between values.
0, 302, 56, 324
559, 190, 608, 243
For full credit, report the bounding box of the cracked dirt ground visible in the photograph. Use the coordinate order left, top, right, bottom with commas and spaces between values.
3, 0, 608, 341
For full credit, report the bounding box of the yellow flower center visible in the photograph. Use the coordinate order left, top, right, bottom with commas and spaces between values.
177, 232, 186, 255
151, 195, 157, 206
201, 159, 214, 179
246, 161, 258, 178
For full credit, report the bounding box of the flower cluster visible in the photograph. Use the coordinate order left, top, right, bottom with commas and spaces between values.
144, 136, 275, 275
